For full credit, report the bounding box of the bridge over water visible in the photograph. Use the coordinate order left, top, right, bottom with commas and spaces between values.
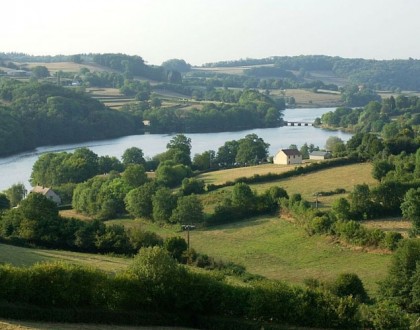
284, 121, 313, 126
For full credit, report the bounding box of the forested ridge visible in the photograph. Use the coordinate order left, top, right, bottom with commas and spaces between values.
203, 55, 420, 91
0, 79, 143, 156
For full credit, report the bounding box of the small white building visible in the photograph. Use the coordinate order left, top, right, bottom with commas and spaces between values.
273, 149, 302, 165
309, 151, 332, 160
31, 186, 61, 205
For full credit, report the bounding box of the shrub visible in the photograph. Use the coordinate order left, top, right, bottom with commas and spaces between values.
164, 236, 188, 262
328, 273, 369, 303
128, 228, 163, 252
367, 300, 411, 330
181, 178, 205, 195
382, 231, 404, 251
308, 215, 334, 234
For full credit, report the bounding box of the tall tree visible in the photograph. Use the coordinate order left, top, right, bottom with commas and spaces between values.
169, 195, 204, 224
122, 164, 148, 188
349, 184, 375, 219
124, 181, 157, 219
216, 140, 239, 167
401, 188, 420, 231
166, 134, 192, 166
193, 150, 215, 170
4, 183, 27, 207
152, 188, 177, 222
235, 134, 269, 165
122, 147, 145, 167
31, 66, 50, 79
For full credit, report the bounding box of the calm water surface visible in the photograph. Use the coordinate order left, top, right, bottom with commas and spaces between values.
0, 107, 350, 190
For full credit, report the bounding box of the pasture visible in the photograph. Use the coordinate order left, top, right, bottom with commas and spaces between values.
132, 216, 390, 295
23, 62, 109, 74
0, 244, 129, 273
199, 162, 376, 210
362, 218, 411, 237
271, 88, 342, 108
251, 162, 376, 207
198, 163, 299, 185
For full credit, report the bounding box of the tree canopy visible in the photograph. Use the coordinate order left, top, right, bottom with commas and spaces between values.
0, 79, 142, 156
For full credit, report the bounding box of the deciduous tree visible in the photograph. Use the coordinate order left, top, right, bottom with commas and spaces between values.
152, 188, 177, 222
4, 183, 27, 207
169, 195, 204, 224
122, 147, 145, 167
401, 188, 420, 231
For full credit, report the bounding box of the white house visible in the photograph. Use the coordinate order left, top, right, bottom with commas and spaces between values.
309, 151, 332, 160
273, 149, 302, 165
31, 186, 61, 205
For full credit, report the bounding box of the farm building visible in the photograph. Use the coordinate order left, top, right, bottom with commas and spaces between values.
273, 149, 302, 165
309, 151, 332, 160
6, 69, 31, 77
31, 186, 61, 205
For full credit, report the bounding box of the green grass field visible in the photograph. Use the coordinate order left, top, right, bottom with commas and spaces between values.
124, 216, 390, 295
198, 162, 376, 211
251, 162, 376, 207
0, 244, 130, 273
197, 163, 299, 185
271, 88, 342, 108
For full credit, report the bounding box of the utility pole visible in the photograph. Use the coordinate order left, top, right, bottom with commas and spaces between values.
181, 224, 195, 258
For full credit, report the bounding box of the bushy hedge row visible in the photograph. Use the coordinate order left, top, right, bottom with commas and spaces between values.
0, 193, 163, 255
281, 195, 403, 251
206, 158, 358, 192
205, 185, 287, 227
0, 256, 364, 329
332, 220, 403, 250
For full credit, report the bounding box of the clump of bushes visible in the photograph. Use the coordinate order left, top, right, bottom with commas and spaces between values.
0, 248, 367, 329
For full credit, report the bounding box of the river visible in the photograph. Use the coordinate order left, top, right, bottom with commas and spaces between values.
0, 107, 351, 191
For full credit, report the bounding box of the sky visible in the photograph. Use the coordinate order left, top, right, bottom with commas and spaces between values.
2, 0, 420, 66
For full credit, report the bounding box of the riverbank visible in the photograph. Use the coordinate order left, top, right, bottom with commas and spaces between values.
0, 108, 351, 191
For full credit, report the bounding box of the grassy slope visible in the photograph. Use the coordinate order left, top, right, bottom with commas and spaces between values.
69, 161, 387, 294
0, 319, 194, 330
198, 162, 376, 211
128, 216, 390, 295
1, 161, 390, 299
252, 162, 376, 208
198, 163, 300, 185
0, 244, 129, 273
271, 88, 342, 108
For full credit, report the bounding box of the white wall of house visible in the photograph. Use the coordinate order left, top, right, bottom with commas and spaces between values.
273, 151, 302, 165
44, 190, 61, 205
309, 155, 326, 160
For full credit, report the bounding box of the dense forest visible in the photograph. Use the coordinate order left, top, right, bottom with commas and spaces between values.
203, 55, 420, 91
0, 79, 142, 156
129, 89, 285, 133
